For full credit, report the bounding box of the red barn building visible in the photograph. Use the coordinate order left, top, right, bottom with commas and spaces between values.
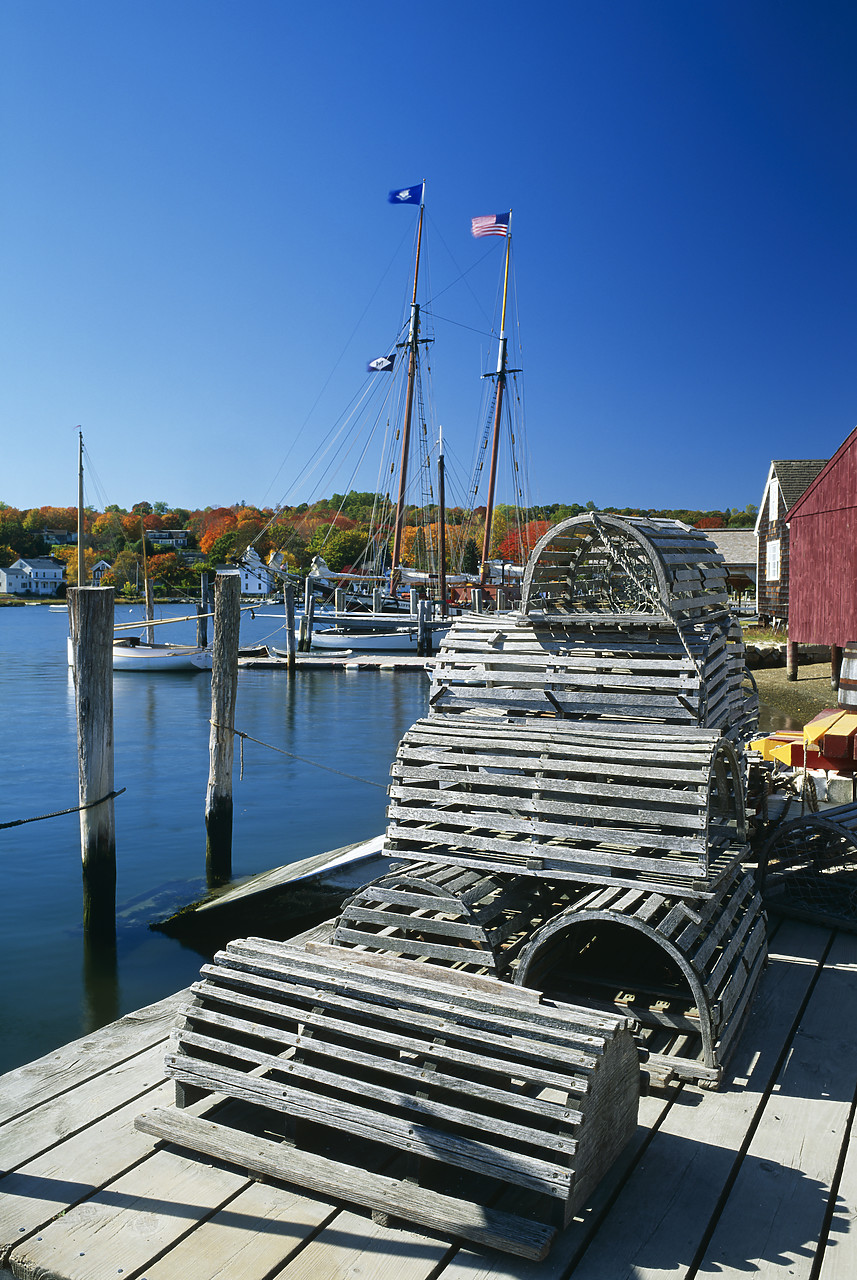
787, 425, 857, 681
754, 458, 827, 624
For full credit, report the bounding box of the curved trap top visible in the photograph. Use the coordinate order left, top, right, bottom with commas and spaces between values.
521, 514, 730, 621
758, 800, 857, 931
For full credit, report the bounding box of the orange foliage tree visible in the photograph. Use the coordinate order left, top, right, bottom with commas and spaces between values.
497, 520, 551, 564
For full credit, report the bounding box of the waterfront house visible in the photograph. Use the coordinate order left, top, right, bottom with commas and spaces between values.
0, 563, 28, 594
236, 548, 275, 595
704, 527, 757, 608
149, 529, 190, 549
754, 459, 827, 623
785, 425, 857, 658
91, 559, 112, 586
0, 556, 66, 596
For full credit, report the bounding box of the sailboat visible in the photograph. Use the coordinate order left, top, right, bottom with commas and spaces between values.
257, 188, 530, 650
291, 182, 453, 652
67, 431, 211, 672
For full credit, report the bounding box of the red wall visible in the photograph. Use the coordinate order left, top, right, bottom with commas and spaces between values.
789, 430, 857, 645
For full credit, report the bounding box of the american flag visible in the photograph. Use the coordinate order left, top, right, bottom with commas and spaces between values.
471, 212, 510, 238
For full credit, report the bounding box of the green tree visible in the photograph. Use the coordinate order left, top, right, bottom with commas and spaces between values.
460, 538, 480, 575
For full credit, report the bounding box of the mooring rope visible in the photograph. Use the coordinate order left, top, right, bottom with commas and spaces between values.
0, 788, 127, 831
210, 721, 386, 789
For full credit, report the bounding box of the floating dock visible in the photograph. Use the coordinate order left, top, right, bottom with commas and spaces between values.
239, 651, 431, 671
2, 913, 856, 1279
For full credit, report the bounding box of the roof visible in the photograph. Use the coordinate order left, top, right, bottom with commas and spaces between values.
14, 557, 65, 570
787, 424, 857, 522
771, 459, 829, 512
703, 527, 756, 567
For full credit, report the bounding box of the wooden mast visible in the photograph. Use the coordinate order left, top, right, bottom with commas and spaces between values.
77, 429, 86, 587
438, 426, 447, 618
480, 213, 513, 585
390, 185, 425, 591
140, 514, 154, 644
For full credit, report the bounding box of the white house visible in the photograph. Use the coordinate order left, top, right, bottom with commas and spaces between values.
236, 548, 275, 596
0, 563, 28, 594
0, 557, 66, 596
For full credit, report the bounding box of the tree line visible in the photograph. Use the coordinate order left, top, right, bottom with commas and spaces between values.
0, 495, 759, 596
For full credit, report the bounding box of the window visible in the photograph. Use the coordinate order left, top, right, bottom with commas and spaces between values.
766, 539, 781, 581
769, 480, 779, 523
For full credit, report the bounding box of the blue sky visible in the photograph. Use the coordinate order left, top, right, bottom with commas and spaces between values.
2, 1, 856, 516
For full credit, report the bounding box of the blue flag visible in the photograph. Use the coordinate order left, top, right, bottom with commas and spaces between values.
388, 184, 422, 205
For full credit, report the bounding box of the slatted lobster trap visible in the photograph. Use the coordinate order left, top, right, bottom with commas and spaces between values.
382, 717, 747, 898
757, 801, 857, 931
430, 513, 757, 744
136, 940, 639, 1260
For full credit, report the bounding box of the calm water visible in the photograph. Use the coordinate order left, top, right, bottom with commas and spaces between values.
0, 601, 429, 1075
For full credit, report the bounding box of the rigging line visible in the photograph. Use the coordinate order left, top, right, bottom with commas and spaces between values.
422, 310, 503, 341
0, 788, 127, 831
422, 218, 498, 319
209, 722, 386, 789
261, 224, 415, 507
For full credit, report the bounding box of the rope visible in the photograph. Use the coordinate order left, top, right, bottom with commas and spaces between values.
0, 788, 127, 831
210, 722, 386, 789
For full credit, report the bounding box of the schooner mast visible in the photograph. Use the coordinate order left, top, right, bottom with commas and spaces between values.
476, 210, 513, 585
388, 181, 427, 591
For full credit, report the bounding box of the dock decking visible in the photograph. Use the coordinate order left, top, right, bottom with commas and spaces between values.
2, 914, 857, 1279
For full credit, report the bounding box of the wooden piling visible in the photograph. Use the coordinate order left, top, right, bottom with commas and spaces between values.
68, 586, 116, 939
303, 592, 316, 652
372, 587, 383, 613
832, 644, 844, 691
284, 584, 296, 671
196, 573, 210, 649
786, 639, 799, 681
205, 572, 241, 883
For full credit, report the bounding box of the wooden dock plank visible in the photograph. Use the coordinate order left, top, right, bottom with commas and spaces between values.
1, 1042, 170, 1174
273, 1207, 451, 1280
140, 1179, 340, 1280
551, 921, 829, 1279
0, 1081, 174, 1262
0, 991, 185, 1126
6, 1145, 250, 1280
694, 930, 857, 1278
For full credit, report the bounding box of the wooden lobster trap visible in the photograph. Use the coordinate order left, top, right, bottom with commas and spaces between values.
136, 940, 639, 1260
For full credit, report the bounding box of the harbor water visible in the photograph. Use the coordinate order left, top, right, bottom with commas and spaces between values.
0, 601, 429, 1075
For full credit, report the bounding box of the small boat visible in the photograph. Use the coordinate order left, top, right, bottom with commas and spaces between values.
67, 635, 211, 671
111, 637, 212, 671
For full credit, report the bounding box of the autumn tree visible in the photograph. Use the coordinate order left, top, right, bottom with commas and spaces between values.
497, 520, 550, 564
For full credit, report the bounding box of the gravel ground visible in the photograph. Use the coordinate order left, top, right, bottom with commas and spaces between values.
753, 660, 839, 730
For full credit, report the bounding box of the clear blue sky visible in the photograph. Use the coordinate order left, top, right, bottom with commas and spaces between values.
2, 1, 856, 516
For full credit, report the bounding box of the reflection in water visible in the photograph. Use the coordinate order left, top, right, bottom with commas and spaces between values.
82, 933, 120, 1034
758, 704, 804, 734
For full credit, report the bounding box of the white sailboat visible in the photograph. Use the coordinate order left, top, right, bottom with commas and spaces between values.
67, 432, 211, 672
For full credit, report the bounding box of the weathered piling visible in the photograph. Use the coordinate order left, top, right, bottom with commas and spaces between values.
284, 583, 296, 671
298, 579, 316, 652
68, 586, 116, 938
196, 573, 211, 649
786, 639, 799, 681
205, 572, 240, 883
